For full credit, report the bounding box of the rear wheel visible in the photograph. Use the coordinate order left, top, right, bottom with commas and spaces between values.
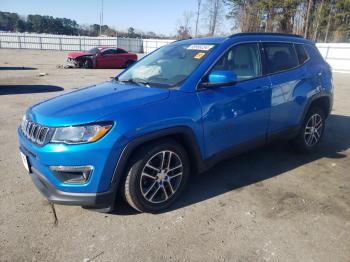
290, 106, 325, 152
123, 60, 135, 68
123, 139, 190, 213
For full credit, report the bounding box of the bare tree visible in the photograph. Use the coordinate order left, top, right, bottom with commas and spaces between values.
206, 0, 223, 36
312, 0, 324, 41
324, 2, 334, 42
304, 0, 313, 38
176, 11, 194, 39
195, 0, 202, 37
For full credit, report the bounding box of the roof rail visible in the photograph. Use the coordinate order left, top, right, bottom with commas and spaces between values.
229, 32, 303, 38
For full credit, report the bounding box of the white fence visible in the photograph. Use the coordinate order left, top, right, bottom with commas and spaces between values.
316, 43, 350, 72
0, 33, 349, 71
0, 32, 174, 54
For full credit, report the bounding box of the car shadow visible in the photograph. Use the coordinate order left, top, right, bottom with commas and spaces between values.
0, 66, 37, 70
0, 85, 64, 95
111, 114, 350, 216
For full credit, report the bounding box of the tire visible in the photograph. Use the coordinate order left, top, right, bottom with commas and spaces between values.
123, 139, 190, 213
290, 106, 326, 152
84, 59, 93, 69
123, 60, 134, 69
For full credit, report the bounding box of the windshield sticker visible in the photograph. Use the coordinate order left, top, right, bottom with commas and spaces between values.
194, 52, 206, 59
187, 44, 214, 51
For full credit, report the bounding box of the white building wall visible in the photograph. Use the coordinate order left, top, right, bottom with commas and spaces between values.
316, 43, 350, 72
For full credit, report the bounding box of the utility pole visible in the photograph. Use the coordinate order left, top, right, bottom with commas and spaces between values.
99, 0, 104, 36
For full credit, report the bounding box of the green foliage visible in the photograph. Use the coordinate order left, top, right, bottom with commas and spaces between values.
0, 11, 79, 35
224, 0, 350, 42
0, 11, 165, 38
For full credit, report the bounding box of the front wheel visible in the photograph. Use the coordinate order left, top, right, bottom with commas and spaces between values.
123, 139, 190, 213
290, 106, 326, 152
83, 59, 93, 69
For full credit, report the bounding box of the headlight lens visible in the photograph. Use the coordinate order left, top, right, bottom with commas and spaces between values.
51, 123, 113, 144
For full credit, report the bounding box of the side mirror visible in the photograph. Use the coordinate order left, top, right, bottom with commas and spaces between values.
201, 70, 237, 88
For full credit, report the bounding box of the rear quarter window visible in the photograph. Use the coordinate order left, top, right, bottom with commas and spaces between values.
294, 44, 309, 65
304, 45, 325, 63
263, 42, 299, 74
117, 48, 127, 54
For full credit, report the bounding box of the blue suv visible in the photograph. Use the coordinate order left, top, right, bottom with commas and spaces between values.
18, 33, 333, 213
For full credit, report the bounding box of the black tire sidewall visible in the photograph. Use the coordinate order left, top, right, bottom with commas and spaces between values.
84, 59, 92, 69
124, 60, 133, 68
125, 140, 190, 213
295, 106, 326, 152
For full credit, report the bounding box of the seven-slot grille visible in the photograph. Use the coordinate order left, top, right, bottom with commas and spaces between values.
21, 118, 50, 145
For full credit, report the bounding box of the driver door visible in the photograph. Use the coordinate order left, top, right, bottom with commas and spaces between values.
197, 43, 272, 158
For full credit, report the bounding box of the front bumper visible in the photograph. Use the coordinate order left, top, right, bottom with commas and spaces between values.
30, 166, 114, 208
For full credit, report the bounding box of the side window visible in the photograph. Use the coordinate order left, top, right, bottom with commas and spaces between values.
102, 49, 117, 55
117, 48, 127, 54
212, 43, 262, 81
295, 44, 309, 65
263, 42, 299, 74
304, 45, 325, 63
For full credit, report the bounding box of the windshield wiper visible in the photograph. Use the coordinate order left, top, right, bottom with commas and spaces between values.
117, 78, 151, 87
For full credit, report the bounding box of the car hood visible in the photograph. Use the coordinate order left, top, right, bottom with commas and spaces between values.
67, 51, 93, 59
28, 81, 170, 126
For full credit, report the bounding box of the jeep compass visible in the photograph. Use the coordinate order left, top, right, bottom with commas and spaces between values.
18, 33, 333, 213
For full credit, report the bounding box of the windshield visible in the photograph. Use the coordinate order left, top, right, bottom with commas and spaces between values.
86, 47, 100, 54
117, 43, 217, 87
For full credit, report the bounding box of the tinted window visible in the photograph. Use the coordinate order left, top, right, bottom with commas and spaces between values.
117, 48, 127, 54
212, 43, 261, 81
102, 49, 117, 55
304, 45, 325, 63
295, 44, 309, 65
263, 42, 299, 73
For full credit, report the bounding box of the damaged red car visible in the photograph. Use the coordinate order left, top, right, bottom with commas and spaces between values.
67, 47, 137, 69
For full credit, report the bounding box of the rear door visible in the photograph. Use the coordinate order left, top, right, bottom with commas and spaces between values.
197, 42, 271, 158
115, 48, 131, 67
262, 42, 307, 133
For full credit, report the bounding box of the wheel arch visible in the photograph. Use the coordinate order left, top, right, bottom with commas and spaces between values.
300, 93, 332, 125
109, 126, 205, 197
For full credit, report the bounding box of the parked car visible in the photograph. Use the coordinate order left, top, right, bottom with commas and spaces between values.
67, 47, 137, 69
18, 33, 333, 213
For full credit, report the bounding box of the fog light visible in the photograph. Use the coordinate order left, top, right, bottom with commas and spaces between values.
49, 165, 93, 184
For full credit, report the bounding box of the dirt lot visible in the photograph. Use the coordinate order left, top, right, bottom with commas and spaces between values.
0, 49, 349, 262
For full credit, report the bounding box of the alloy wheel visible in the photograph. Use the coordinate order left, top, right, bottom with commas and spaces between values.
140, 150, 183, 204
304, 113, 323, 147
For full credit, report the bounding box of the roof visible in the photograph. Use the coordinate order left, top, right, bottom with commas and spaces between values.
173, 32, 313, 46
229, 32, 314, 44
172, 37, 227, 45
229, 32, 303, 38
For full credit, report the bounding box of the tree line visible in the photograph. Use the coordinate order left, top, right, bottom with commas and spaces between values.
0, 11, 168, 39
2, 1, 350, 43
176, 0, 350, 42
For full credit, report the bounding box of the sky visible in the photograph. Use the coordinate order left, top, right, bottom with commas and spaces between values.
0, 0, 232, 35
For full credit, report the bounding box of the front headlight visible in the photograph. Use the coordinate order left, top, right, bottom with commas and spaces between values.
51, 122, 113, 144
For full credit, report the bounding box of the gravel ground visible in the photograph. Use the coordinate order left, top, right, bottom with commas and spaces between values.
0, 49, 349, 262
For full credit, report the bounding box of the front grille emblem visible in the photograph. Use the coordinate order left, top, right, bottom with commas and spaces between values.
21, 118, 50, 145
